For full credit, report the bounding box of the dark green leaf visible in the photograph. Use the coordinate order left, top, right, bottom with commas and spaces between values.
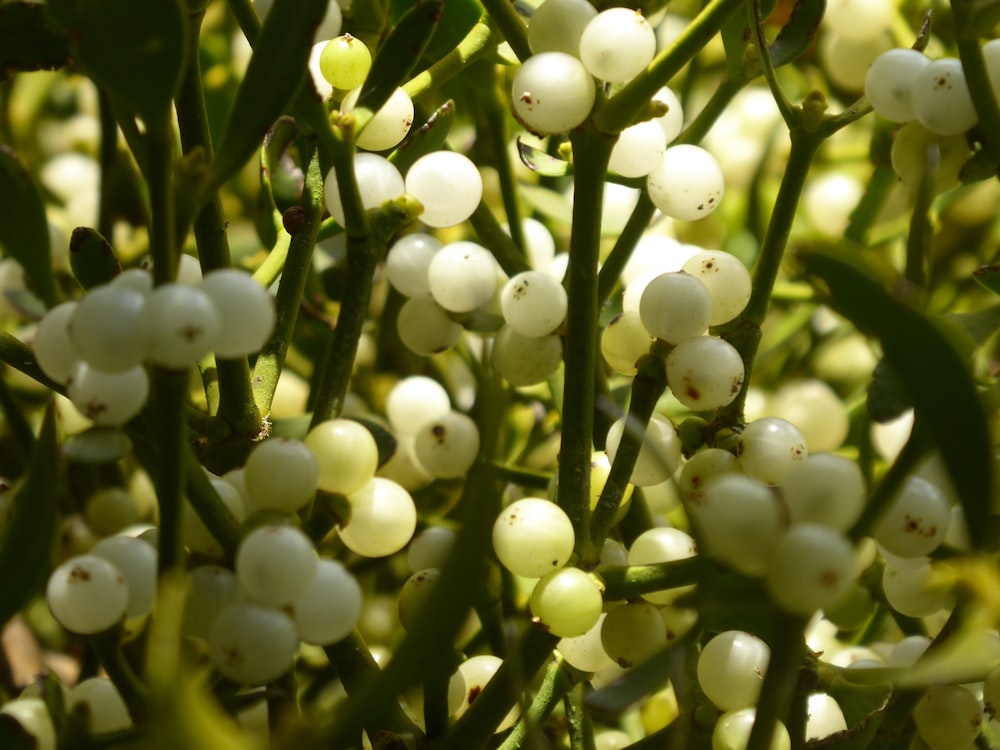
208, 0, 327, 195
348, 416, 398, 468
801, 247, 994, 549
974, 263, 1000, 296
0, 404, 60, 630
0, 145, 58, 309
769, 0, 825, 68
867, 359, 912, 424
69, 227, 120, 290
959, 146, 997, 184
391, 0, 479, 66
810, 676, 891, 749
0, 1, 69, 81
389, 100, 455, 174
516, 137, 571, 177
357, 0, 443, 117
45, 0, 188, 127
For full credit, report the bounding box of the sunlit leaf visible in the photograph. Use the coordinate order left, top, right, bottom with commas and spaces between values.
517, 138, 571, 178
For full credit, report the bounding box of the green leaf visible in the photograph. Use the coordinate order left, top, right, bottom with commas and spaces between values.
974, 263, 1000, 296
69, 227, 120, 291
389, 100, 455, 175
516, 137, 571, 178
45, 0, 188, 127
357, 0, 443, 117
207, 0, 327, 195
867, 359, 912, 424
391, 0, 479, 66
811, 676, 891, 750
0, 404, 60, 631
0, 1, 69, 81
0, 145, 58, 309
768, 0, 825, 68
801, 247, 995, 549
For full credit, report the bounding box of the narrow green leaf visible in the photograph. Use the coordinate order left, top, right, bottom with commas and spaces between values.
45, 0, 188, 127
516, 137, 571, 178
812, 676, 891, 750
0, 145, 57, 308
208, 0, 327, 195
0, 404, 60, 630
69, 227, 120, 290
974, 263, 1000, 296
389, 100, 455, 174
357, 0, 443, 117
391, 0, 479, 64
0, 1, 69, 81
959, 147, 998, 184
867, 359, 912, 424
769, 0, 825, 68
801, 247, 994, 549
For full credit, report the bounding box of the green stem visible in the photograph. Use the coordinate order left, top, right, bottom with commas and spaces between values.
489, 461, 552, 490
745, 613, 809, 750
436, 627, 560, 750
253, 229, 292, 289
323, 632, 423, 741
559, 127, 614, 556
586, 354, 668, 564
596, 193, 657, 307
564, 681, 595, 750
593, 0, 744, 133
89, 627, 148, 723
145, 123, 178, 286
403, 20, 496, 99
905, 144, 937, 289
498, 658, 581, 750
951, 0, 1000, 165
849, 430, 929, 543
325, 368, 504, 747
478, 0, 530, 62
749, 0, 796, 127
717, 130, 822, 428
598, 558, 706, 601
175, 9, 260, 436
97, 87, 118, 241
309, 124, 387, 426
183, 445, 241, 559
479, 63, 526, 254
678, 75, 746, 145
152, 369, 189, 576
469, 202, 531, 277
252, 152, 324, 416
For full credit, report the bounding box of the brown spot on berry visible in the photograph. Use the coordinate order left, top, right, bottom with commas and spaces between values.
819, 569, 839, 588
69, 565, 91, 583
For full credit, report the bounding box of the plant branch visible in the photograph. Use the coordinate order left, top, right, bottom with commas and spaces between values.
252, 150, 324, 417
593, 0, 744, 134
479, 0, 530, 62
951, 0, 1000, 165
717, 129, 822, 428
175, 9, 260, 436
746, 612, 809, 750
749, 0, 796, 128
498, 657, 583, 750
598, 558, 707, 601
403, 20, 496, 100
559, 127, 614, 555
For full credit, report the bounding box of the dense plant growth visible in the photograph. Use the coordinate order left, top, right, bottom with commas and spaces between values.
0, 0, 999, 748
